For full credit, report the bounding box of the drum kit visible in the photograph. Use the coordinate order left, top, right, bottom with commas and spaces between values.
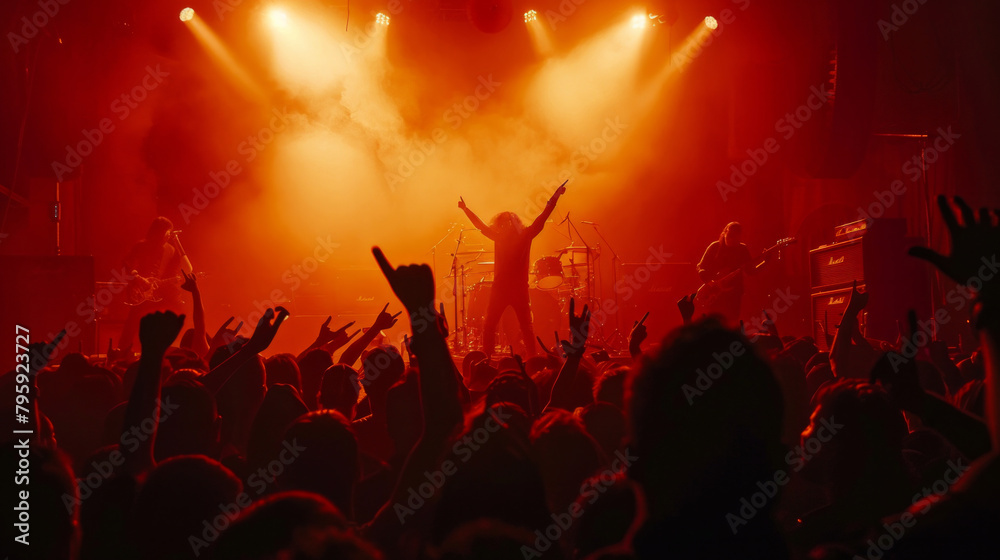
436, 225, 602, 354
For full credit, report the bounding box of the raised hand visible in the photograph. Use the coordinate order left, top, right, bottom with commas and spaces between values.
536, 335, 558, 358
138, 311, 185, 356
27, 329, 68, 372
677, 292, 697, 324
210, 317, 243, 350
458, 197, 467, 210
871, 310, 926, 412
372, 247, 436, 315
247, 307, 290, 354
561, 298, 591, 357
315, 316, 357, 346
372, 303, 403, 331
180, 270, 198, 294
910, 195, 1000, 309
629, 312, 649, 358
846, 279, 869, 316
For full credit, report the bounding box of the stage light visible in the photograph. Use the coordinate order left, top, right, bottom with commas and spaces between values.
704, 16, 718, 30
524, 10, 537, 23
268, 8, 288, 28
376, 12, 390, 26
179, 8, 194, 22
631, 14, 646, 29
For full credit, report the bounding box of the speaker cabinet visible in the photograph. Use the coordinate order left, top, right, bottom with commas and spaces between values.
811, 284, 862, 351
810, 238, 864, 292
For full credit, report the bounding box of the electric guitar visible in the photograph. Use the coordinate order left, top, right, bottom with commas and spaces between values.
124, 271, 207, 306
696, 237, 796, 308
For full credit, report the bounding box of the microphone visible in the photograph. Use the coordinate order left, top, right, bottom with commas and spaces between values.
581, 221, 598, 225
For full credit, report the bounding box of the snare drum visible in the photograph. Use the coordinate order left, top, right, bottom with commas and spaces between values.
533, 256, 563, 290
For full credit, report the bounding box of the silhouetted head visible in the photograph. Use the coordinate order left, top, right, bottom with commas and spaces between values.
132, 455, 242, 560
146, 216, 173, 244
319, 364, 360, 419
801, 378, 910, 511
627, 318, 784, 519
490, 212, 526, 238
156, 378, 219, 461
720, 221, 742, 247
265, 353, 302, 391
211, 491, 348, 560
485, 373, 537, 417
247, 384, 309, 471
360, 345, 404, 397
432, 404, 549, 544
530, 409, 605, 512
578, 401, 627, 460
385, 371, 421, 458
298, 348, 334, 409
437, 519, 539, 560
278, 410, 359, 518
593, 365, 629, 409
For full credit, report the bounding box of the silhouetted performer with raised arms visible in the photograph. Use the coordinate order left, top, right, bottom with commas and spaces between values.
697, 221, 753, 324
459, 184, 566, 356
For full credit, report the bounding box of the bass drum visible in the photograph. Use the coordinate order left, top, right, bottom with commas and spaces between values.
533, 256, 564, 290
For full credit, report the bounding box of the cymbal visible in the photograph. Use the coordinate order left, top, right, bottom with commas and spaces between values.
476, 262, 495, 265
452, 250, 490, 256
558, 246, 597, 253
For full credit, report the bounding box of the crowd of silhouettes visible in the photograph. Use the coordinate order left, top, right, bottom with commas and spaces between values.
2, 195, 998, 560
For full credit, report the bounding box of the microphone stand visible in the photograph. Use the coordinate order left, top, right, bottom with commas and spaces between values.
172, 231, 193, 273
564, 215, 594, 302
429, 223, 460, 289
451, 228, 466, 351
587, 223, 627, 350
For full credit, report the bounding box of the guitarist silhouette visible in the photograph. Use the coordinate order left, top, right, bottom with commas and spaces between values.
696, 222, 753, 324
115, 217, 192, 355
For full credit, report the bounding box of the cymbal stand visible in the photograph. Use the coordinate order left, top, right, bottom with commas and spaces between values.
587, 223, 627, 351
